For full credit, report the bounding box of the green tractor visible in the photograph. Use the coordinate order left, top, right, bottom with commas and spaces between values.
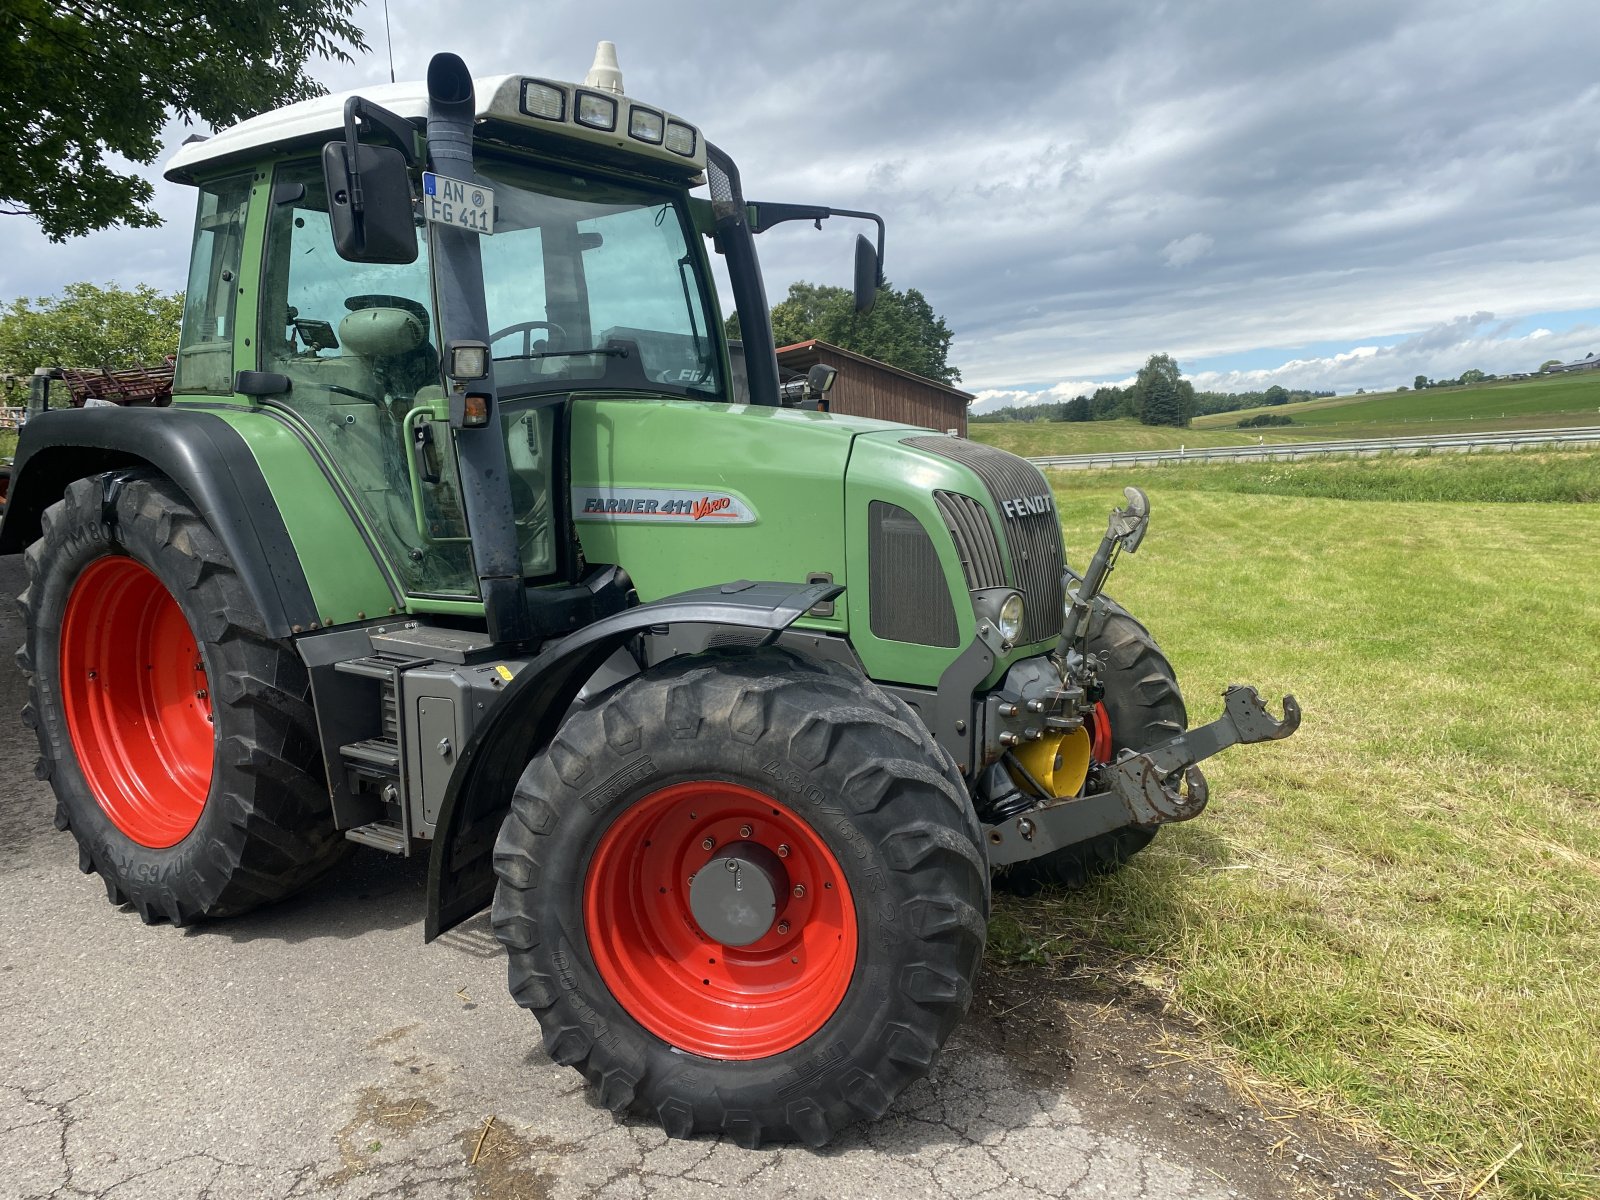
4, 45, 1298, 1146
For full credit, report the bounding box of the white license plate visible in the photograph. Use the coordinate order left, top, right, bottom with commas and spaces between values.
421, 172, 494, 235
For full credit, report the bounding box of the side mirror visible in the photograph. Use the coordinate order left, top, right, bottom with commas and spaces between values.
853, 233, 880, 314
805, 364, 837, 397
322, 141, 418, 264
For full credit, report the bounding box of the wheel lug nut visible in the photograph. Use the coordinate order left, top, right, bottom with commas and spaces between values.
195, 689, 207, 700
777, 844, 790, 858
792, 884, 805, 898
776, 920, 790, 935
738, 824, 752, 839
701, 837, 715, 851
724, 859, 738, 873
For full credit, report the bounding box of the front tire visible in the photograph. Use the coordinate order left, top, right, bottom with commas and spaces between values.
18, 473, 347, 924
491, 648, 989, 1147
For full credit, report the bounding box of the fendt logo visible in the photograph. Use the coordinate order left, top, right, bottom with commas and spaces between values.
572, 487, 758, 525
1000, 494, 1054, 520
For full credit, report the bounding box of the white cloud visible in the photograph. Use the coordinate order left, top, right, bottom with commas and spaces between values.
971, 313, 1600, 410
1162, 233, 1214, 269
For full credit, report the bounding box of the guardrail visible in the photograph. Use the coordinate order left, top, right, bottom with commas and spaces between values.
1027, 426, 1600, 469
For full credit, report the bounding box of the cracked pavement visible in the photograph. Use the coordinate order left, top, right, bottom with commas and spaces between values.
0, 552, 1387, 1199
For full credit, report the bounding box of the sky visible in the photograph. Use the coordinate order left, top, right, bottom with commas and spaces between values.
5, 0, 1600, 411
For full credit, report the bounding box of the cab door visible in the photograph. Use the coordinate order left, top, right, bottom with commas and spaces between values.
258, 159, 476, 598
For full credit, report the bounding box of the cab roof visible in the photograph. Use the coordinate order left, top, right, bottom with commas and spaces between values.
164, 73, 705, 184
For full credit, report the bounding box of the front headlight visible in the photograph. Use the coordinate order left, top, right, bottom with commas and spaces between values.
997, 592, 1025, 641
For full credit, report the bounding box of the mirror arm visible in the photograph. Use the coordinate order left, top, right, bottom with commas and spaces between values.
748, 203, 886, 287
341, 96, 422, 216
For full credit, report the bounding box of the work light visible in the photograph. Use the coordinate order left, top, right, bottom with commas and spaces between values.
664, 121, 696, 156
576, 92, 618, 131
519, 80, 566, 121
629, 107, 665, 144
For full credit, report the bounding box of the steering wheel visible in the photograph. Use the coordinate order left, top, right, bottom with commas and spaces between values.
490, 321, 568, 359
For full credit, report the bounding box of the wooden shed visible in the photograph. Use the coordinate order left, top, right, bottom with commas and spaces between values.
775, 339, 974, 436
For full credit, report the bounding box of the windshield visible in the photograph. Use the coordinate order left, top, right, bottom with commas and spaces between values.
473, 159, 722, 399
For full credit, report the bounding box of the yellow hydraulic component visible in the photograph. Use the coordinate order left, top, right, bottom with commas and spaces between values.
1008, 726, 1092, 799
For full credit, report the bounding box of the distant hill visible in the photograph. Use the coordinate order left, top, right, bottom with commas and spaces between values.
969, 371, 1600, 457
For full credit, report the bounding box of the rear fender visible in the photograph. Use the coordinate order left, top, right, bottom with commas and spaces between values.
0, 407, 318, 637
425, 579, 843, 939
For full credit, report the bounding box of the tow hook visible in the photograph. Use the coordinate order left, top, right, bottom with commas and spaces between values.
1106, 685, 1301, 825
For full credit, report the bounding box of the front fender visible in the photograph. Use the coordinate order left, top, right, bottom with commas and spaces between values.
425, 579, 842, 939
0, 407, 319, 637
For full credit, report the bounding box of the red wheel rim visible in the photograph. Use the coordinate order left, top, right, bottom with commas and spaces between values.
584, 781, 858, 1060
1090, 702, 1114, 762
59, 556, 215, 848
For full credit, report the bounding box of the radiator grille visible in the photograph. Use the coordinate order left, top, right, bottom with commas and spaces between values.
868, 501, 960, 647
904, 437, 1065, 645
933, 491, 1005, 590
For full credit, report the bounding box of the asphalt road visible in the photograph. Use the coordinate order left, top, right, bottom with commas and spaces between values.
0, 550, 1386, 1200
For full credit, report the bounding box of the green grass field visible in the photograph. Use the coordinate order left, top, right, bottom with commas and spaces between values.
970, 370, 1600, 458
998, 451, 1600, 1199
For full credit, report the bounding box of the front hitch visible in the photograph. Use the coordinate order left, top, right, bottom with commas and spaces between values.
986, 684, 1301, 867
1105, 685, 1301, 825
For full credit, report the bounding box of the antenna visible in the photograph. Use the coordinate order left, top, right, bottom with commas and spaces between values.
383, 0, 396, 83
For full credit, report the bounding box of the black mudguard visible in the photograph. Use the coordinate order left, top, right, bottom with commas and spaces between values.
425, 579, 843, 939
0, 407, 321, 637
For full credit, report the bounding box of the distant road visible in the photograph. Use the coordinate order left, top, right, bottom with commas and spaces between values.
1028, 425, 1600, 470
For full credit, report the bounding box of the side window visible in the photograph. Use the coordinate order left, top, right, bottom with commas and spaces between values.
173, 174, 250, 395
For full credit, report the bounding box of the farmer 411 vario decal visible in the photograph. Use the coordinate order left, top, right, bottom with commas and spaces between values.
571, 487, 758, 524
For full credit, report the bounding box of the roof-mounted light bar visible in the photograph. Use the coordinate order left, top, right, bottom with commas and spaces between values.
513, 77, 700, 161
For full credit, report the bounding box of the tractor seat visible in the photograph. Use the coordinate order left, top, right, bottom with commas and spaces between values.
338, 307, 439, 398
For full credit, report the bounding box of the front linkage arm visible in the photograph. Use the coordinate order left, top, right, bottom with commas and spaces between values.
1105, 684, 1300, 825
986, 685, 1300, 866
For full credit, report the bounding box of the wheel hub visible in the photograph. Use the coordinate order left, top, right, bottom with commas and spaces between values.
688, 841, 788, 946
583, 780, 858, 1059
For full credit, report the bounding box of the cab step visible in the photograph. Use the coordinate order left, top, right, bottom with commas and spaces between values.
345, 820, 409, 855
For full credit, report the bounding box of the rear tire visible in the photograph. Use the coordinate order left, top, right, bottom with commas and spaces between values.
996, 599, 1186, 894
18, 473, 347, 925
491, 647, 989, 1147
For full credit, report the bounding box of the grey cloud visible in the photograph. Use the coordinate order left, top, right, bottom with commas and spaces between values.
5, 0, 1600, 405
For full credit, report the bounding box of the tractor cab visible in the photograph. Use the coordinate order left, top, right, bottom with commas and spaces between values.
160, 45, 880, 641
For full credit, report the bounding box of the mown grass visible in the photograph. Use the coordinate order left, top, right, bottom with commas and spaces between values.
1050, 448, 1600, 504
970, 371, 1600, 458
1001, 452, 1600, 1199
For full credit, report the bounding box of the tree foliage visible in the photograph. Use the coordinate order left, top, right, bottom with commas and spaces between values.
1130, 353, 1194, 427
0, 1, 367, 240
0, 283, 185, 382
728, 280, 962, 385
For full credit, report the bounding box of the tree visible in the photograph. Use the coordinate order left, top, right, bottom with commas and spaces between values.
727, 280, 962, 385
1460, 368, 1485, 384
0, 283, 184, 386
1130, 354, 1193, 427
1540, 359, 1563, 372
1414, 375, 1429, 391
1, 2, 366, 240
1263, 384, 1289, 406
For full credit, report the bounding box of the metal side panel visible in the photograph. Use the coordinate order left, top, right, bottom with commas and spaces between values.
401, 658, 528, 837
